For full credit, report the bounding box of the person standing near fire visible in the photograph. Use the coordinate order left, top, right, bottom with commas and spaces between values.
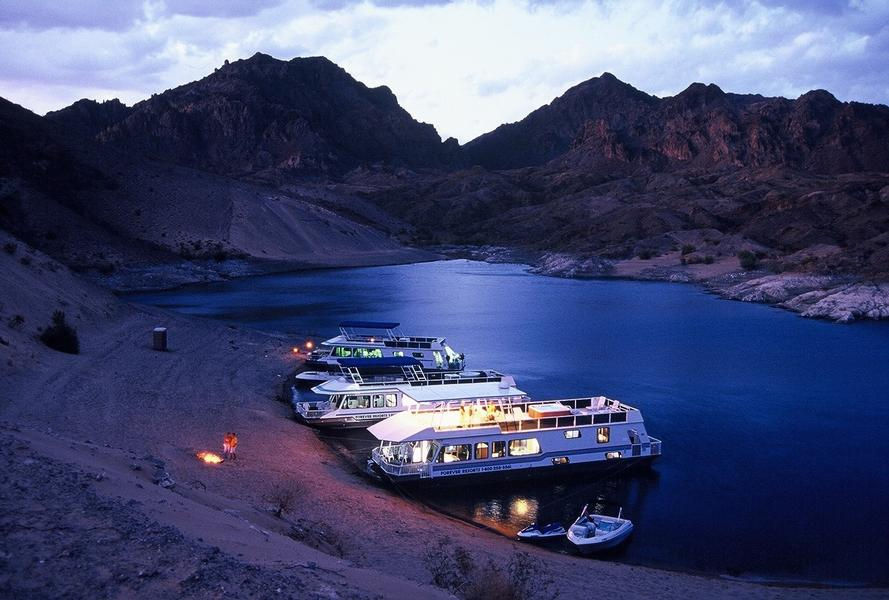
222, 432, 233, 459
229, 432, 238, 460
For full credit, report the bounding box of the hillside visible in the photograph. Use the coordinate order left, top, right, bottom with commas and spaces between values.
462, 73, 889, 174
2, 55, 888, 317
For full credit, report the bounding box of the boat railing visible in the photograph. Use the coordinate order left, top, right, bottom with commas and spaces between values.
294, 400, 333, 419
345, 370, 503, 388
424, 396, 636, 432
371, 448, 429, 477
649, 438, 662, 455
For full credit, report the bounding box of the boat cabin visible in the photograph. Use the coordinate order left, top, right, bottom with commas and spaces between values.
368, 395, 662, 484
303, 321, 464, 375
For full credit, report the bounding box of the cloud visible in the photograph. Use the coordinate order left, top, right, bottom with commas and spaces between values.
0, 0, 887, 143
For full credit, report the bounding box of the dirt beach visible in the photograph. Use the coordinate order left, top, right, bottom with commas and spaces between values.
1, 236, 886, 599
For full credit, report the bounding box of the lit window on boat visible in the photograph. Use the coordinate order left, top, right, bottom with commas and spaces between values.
491, 441, 506, 458
597, 427, 610, 444
605, 451, 622, 460
564, 430, 581, 439
508, 438, 541, 456
474, 442, 489, 460
393, 351, 404, 357
385, 393, 397, 408
552, 456, 570, 465
438, 444, 471, 462
372, 394, 385, 408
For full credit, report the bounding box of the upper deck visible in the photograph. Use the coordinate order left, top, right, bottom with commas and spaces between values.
325, 321, 446, 347
369, 396, 642, 442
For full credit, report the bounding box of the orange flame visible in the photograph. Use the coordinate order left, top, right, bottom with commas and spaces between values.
196, 451, 224, 464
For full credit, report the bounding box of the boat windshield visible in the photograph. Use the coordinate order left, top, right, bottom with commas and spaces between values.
380, 440, 437, 464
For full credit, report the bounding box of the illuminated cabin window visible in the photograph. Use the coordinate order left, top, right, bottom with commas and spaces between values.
475, 442, 489, 460
552, 456, 570, 465
351, 348, 383, 359
605, 451, 622, 460
491, 441, 506, 458
564, 430, 581, 439
597, 427, 610, 444
332, 347, 352, 357
372, 395, 385, 408
508, 438, 541, 456
385, 394, 397, 408
393, 351, 404, 357
438, 444, 471, 463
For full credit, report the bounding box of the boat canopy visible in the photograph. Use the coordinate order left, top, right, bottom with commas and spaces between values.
336, 356, 422, 368
338, 321, 400, 330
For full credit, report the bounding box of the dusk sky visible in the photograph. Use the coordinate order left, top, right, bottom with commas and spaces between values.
2, 0, 888, 143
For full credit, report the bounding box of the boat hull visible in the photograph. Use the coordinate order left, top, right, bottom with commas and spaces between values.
568, 523, 634, 554
370, 454, 658, 488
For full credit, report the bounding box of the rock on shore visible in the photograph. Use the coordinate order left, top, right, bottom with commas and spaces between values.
723, 275, 889, 322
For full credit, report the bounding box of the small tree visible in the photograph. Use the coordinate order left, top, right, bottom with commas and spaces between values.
265, 482, 305, 518
738, 250, 758, 270
423, 539, 556, 600
681, 244, 696, 255
39, 310, 79, 354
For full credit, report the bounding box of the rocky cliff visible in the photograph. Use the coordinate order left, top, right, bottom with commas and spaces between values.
54, 53, 459, 180
464, 74, 889, 175
3, 57, 888, 319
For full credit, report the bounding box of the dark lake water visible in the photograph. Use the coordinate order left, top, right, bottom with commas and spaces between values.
127, 260, 889, 585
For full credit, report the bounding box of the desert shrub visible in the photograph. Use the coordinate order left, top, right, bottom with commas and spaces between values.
19, 256, 31, 266
3, 242, 16, 255
681, 244, 696, 255
97, 262, 115, 275
423, 539, 555, 600
39, 310, 79, 354
265, 482, 305, 518
703, 255, 714, 264
8, 314, 24, 329
637, 249, 653, 260
738, 250, 758, 270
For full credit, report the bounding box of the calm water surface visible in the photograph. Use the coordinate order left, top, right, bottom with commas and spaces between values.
128, 260, 889, 585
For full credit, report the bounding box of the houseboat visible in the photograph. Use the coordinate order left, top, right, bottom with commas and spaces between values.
296, 321, 465, 385
367, 395, 661, 485
293, 358, 526, 429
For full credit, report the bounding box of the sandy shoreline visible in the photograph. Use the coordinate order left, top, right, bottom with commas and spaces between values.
1, 239, 887, 598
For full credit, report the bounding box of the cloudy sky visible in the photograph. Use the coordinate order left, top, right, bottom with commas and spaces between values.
1, 0, 887, 142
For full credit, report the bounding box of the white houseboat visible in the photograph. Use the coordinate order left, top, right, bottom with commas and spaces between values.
296, 321, 465, 385
367, 395, 661, 485
293, 358, 526, 429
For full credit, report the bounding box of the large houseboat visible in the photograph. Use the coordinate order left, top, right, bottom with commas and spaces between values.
367, 395, 661, 485
296, 321, 465, 385
292, 358, 526, 429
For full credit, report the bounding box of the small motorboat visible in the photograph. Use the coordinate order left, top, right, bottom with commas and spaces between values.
517, 522, 567, 541
567, 505, 633, 553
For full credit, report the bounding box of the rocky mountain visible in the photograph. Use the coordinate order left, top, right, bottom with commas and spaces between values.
53, 53, 459, 180
45, 98, 131, 141
464, 75, 889, 175
2, 55, 888, 317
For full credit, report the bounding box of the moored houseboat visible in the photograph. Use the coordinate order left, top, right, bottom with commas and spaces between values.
293, 358, 526, 429
296, 321, 464, 385
367, 395, 661, 485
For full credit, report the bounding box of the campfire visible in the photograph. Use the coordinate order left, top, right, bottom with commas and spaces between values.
196, 451, 224, 464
